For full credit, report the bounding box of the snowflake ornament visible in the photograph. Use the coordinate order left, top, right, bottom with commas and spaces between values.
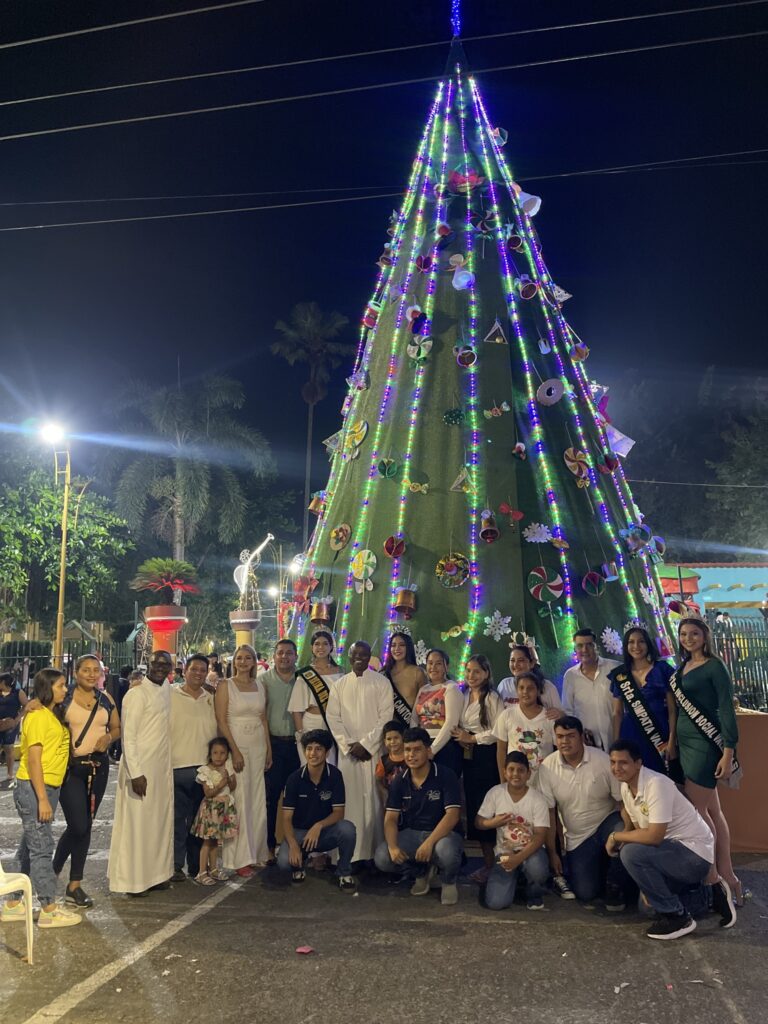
414, 639, 428, 666
639, 586, 658, 608
484, 610, 512, 642
601, 627, 623, 656
523, 522, 553, 544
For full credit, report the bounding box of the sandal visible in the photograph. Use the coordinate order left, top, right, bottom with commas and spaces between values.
194, 872, 216, 887
209, 868, 229, 881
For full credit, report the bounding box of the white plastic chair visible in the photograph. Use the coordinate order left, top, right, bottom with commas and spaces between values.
0, 860, 34, 965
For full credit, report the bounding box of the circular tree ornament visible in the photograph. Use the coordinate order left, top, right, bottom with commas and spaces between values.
435, 553, 471, 589
383, 536, 406, 559
351, 549, 377, 581
329, 523, 352, 551
527, 566, 564, 602
536, 379, 564, 406
581, 571, 606, 598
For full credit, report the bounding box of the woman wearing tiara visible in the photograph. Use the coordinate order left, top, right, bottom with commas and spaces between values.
290, 630, 343, 765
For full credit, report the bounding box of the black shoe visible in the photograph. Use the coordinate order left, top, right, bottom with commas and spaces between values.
65, 885, 93, 908
148, 879, 172, 892
711, 878, 737, 929
604, 883, 626, 912
647, 911, 697, 940
171, 869, 187, 883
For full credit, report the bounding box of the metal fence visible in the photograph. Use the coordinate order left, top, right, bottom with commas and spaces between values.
706, 614, 768, 712
0, 638, 139, 691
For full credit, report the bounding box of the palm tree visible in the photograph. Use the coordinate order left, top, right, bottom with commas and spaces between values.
271, 302, 353, 547
112, 375, 273, 563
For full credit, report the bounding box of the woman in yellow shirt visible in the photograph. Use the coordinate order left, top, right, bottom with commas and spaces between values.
1, 669, 81, 928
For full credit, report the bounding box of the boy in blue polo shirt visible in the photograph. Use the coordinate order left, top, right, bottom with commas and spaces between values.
374, 727, 462, 906
279, 729, 357, 891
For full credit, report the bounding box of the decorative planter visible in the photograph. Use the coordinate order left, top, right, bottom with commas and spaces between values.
229, 608, 261, 646
143, 605, 187, 657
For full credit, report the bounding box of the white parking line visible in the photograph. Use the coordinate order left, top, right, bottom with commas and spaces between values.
19, 879, 245, 1024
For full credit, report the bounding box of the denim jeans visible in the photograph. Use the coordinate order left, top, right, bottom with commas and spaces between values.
620, 839, 711, 915
277, 820, 357, 876
374, 828, 463, 884
11, 779, 60, 906
265, 737, 300, 851
485, 848, 549, 910
565, 811, 632, 902
172, 766, 204, 872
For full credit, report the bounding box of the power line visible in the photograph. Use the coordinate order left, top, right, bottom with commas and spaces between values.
1, 1, 765, 108
0, 1, 265, 52
0, 148, 766, 228
1, 147, 766, 209
1, 29, 766, 145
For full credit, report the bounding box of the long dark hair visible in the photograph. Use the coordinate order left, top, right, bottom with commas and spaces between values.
33, 668, 67, 722
311, 629, 339, 668
515, 671, 544, 707
425, 648, 452, 680
509, 644, 545, 686
467, 654, 494, 729
621, 627, 659, 672
383, 632, 418, 677
677, 617, 719, 665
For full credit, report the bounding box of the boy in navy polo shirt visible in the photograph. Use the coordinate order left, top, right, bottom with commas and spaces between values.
279, 729, 357, 891
374, 727, 462, 906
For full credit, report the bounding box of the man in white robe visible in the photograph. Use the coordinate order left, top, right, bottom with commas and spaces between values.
108, 650, 174, 894
326, 642, 394, 863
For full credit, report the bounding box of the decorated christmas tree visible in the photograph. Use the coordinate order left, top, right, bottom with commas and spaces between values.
288, 4, 673, 681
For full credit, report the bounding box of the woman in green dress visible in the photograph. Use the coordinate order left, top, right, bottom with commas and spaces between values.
675, 618, 742, 906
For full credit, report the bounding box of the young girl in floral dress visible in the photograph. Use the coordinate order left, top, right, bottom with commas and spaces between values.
192, 737, 239, 885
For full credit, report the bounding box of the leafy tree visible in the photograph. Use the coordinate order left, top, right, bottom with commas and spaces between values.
271, 302, 354, 546
707, 410, 768, 552
0, 465, 133, 626
110, 376, 273, 562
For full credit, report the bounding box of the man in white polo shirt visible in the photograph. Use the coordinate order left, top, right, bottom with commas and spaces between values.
607, 738, 734, 939
170, 654, 218, 881
561, 629, 619, 751
538, 715, 630, 910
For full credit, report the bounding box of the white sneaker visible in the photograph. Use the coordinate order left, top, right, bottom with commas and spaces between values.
440, 883, 459, 906
1, 899, 26, 922
38, 904, 81, 928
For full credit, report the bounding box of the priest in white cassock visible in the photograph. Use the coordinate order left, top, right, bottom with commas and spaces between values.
326, 641, 394, 863
108, 650, 174, 895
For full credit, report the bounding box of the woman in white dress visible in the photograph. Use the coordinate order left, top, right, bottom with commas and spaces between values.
214, 644, 271, 877
289, 630, 343, 766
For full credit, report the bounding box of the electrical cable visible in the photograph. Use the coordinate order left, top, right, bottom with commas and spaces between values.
0, 1, 266, 52
1, 0, 765, 107
0, 29, 765, 144
628, 479, 768, 488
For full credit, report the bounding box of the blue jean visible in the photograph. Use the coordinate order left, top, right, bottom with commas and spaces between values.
10, 779, 60, 906
485, 847, 549, 910
565, 811, 632, 902
265, 737, 300, 851
620, 839, 711, 915
374, 829, 463, 884
173, 766, 204, 872
277, 820, 357, 876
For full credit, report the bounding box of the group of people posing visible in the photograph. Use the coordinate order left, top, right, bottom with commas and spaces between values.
0, 615, 744, 942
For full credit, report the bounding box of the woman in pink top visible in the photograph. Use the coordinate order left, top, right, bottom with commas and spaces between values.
53, 655, 120, 907
412, 648, 464, 777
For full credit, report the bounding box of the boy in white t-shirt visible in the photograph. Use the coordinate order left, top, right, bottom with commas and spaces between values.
476, 750, 550, 911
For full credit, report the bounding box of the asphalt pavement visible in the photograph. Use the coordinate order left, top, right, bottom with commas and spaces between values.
2, 775, 767, 1024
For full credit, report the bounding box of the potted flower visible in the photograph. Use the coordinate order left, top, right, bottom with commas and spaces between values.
130, 558, 200, 655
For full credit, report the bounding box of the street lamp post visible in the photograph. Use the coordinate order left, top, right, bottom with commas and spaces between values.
40, 424, 70, 670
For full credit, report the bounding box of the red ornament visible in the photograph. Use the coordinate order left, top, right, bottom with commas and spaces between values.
383, 536, 406, 559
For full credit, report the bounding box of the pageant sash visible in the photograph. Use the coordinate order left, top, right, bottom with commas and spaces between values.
669, 669, 743, 788
389, 679, 413, 728
614, 671, 667, 757
296, 666, 334, 738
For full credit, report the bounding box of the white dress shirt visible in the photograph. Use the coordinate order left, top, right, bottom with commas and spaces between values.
621, 766, 714, 864
537, 746, 622, 851
561, 657, 620, 751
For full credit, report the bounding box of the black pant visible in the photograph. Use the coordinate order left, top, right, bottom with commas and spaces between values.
265, 735, 299, 851
53, 755, 109, 882
173, 766, 204, 873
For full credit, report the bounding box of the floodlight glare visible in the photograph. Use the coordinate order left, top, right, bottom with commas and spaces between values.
267, 586, 279, 598
40, 422, 66, 446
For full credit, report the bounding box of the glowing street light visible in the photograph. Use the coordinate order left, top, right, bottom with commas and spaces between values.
39, 423, 70, 669
266, 586, 279, 599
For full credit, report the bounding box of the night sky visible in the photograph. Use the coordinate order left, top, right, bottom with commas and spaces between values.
0, 0, 766, 510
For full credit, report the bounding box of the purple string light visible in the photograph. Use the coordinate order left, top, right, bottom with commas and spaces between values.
451, 0, 461, 37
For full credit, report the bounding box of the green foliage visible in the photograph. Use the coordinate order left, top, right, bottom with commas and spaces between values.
0, 462, 133, 625
707, 410, 768, 551
130, 558, 200, 603
110, 375, 274, 561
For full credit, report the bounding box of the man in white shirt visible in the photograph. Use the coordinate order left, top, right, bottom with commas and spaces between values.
561, 629, 619, 751
538, 716, 630, 909
607, 738, 734, 939
326, 641, 394, 865
170, 653, 218, 881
